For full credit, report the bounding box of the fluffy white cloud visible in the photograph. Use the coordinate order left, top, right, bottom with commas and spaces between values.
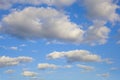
84, 0, 120, 22
47, 50, 102, 63
0, 56, 33, 68
0, 0, 76, 9
77, 64, 94, 71
38, 63, 59, 70
22, 71, 37, 77
0, 6, 112, 45
84, 21, 110, 45
1, 7, 84, 43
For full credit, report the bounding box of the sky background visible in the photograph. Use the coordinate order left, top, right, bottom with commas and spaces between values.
0, 0, 120, 80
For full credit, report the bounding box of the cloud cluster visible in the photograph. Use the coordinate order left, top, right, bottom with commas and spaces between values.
47, 50, 102, 63
0, 0, 76, 9
83, 0, 119, 45
0, 56, 33, 68
0, 0, 119, 45
22, 71, 37, 77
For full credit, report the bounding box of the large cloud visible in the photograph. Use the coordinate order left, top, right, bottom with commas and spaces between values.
47, 50, 102, 63
0, 56, 33, 68
1, 7, 84, 43
0, 7, 111, 45
0, 0, 76, 9
83, 0, 120, 22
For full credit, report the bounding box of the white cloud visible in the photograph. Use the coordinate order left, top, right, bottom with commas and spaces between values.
0, 0, 76, 9
0, 56, 33, 68
38, 63, 72, 70
22, 71, 37, 77
0, 6, 113, 45
38, 63, 59, 70
77, 64, 94, 71
84, 0, 120, 22
4, 69, 15, 74
84, 21, 110, 45
1, 7, 84, 44
47, 50, 102, 63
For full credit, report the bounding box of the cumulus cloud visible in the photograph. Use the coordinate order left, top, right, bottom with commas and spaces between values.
0, 6, 113, 45
47, 50, 102, 63
0, 56, 33, 68
84, 21, 110, 45
0, 0, 76, 9
77, 64, 94, 71
1, 7, 84, 43
84, 0, 120, 22
22, 71, 37, 77
38, 63, 59, 70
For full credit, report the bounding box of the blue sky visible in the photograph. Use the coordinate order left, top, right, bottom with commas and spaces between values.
0, 0, 120, 80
